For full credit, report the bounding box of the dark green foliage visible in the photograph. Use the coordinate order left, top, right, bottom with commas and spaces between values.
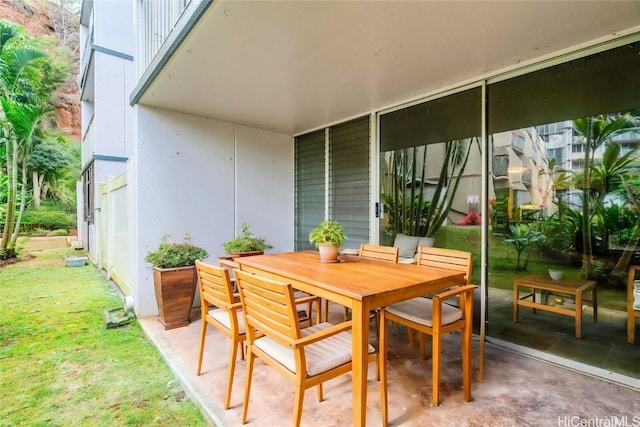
503, 223, 546, 270
27, 136, 73, 174
538, 202, 580, 260
22, 209, 74, 229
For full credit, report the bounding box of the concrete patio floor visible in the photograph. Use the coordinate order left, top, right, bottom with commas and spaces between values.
139, 305, 639, 427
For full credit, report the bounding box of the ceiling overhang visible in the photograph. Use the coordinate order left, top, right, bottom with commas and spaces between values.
136, 1, 640, 136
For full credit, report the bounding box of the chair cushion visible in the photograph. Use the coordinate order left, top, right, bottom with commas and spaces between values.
209, 308, 246, 334
417, 237, 435, 248
254, 322, 375, 377
393, 234, 420, 258
386, 297, 462, 327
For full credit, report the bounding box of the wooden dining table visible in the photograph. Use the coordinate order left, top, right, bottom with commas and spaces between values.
236, 250, 466, 427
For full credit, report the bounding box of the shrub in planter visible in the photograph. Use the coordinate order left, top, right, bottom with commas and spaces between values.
223, 223, 271, 258
145, 234, 209, 330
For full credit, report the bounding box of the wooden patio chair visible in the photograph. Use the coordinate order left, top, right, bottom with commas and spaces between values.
327, 243, 399, 322
379, 246, 477, 410
219, 257, 320, 327
627, 265, 640, 344
234, 269, 382, 426
195, 260, 246, 410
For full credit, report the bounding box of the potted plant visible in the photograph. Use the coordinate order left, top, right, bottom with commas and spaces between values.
222, 223, 272, 259
308, 220, 346, 262
145, 234, 209, 330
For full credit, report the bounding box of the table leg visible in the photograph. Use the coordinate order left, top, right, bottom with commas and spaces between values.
575, 290, 583, 339
351, 300, 369, 427
513, 282, 519, 322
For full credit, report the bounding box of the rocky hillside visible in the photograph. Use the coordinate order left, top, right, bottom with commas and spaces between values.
1, 0, 81, 140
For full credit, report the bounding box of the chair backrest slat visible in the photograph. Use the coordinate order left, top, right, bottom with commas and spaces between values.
196, 260, 235, 309
235, 270, 300, 346
359, 243, 399, 263
417, 246, 472, 285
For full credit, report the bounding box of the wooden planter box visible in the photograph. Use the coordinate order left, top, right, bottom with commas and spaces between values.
153, 265, 197, 330
230, 250, 263, 260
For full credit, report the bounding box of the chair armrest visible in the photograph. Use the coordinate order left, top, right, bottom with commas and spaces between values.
292, 321, 353, 348
294, 295, 320, 304
432, 284, 477, 303
229, 302, 242, 311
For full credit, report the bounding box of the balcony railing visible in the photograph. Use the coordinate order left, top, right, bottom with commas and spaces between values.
492, 155, 509, 177
521, 167, 532, 186
139, 0, 192, 74
78, 11, 94, 89
511, 132, 525, 153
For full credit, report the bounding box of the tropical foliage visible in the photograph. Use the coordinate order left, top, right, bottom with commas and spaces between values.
572, 114, 638, 278
0, 19, 73, 258
504, 223, 546, 270
382, 138, 478, 240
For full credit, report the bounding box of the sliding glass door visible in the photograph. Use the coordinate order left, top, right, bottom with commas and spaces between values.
485, 41, 640, 378
295, 38, 639, 380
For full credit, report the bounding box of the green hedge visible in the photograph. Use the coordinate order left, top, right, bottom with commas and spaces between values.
20, 211, 76, 230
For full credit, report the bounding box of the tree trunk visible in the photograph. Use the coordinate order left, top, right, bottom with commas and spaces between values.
581, 118, 595, 279
1, 136, 18, 257
11, 159, 29, 247
33, 170, 41, 207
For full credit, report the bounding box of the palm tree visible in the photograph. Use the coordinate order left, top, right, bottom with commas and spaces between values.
0, 20, 50, 257
572, 115, 634, 278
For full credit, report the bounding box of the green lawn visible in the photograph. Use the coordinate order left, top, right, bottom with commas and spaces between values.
435, 225, 627, 309
0, 245, 208, 427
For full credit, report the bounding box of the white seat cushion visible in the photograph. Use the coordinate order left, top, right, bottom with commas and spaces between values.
210, 308, 246, 334
254, 322, 375, 377
386, 297, 462, 327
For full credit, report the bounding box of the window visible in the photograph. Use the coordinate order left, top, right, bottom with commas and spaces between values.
83, 163, 94, 224
295, 116, 370, 250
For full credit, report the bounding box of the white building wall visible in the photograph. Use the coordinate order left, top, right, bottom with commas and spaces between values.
235, 124, 294, 253
133, 107, 294, 318
93, 0, 134, 55
93, 53, 130, 157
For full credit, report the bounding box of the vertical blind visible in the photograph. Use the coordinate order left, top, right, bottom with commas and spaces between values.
294, 130, 326, 250
295, 116, 371, 250
329, 116, 370, 248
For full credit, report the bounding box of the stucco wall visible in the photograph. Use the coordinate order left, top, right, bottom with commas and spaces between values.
134, 107, 294, 317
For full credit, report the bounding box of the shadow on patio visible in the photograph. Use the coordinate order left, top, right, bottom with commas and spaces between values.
139, 304, 639, 426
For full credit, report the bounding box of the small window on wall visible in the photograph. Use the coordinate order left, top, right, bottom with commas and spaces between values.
83, 163, 94, 224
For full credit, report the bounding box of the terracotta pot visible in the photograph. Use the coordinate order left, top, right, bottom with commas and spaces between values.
318, 243, 340, 262
153, 265, 197, 330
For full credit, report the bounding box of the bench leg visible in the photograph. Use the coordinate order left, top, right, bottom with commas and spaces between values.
575, 291, 583, 339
